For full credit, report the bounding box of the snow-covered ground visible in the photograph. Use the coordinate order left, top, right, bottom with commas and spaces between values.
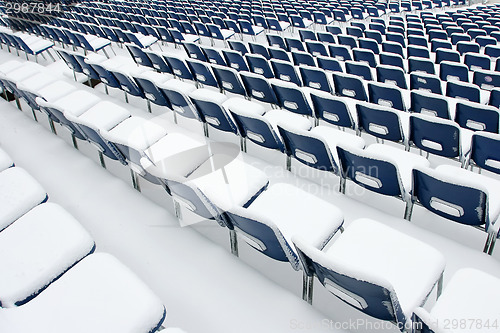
1, 9, 500, 331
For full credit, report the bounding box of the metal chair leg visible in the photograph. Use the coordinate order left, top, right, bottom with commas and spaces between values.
71, 134, 79, 149
98, 151, 106, 168
404, 200, 414, 221
302, 272, 313, 304
229, 229, 239, 257
130, 169, 141, 192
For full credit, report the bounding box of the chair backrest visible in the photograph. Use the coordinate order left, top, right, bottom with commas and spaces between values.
310, 91, 355, 129
285, 37, 305, 52
464, 53, 490, 71
211, 65, 246, 96
305, 41, 328, 57
356, 102, 405, 143
240, 72, 278, 105
439, 61, 469, 82
270, 59, 302, 86
332, 73, 367, 101
328, 44, 352, 61
456, 41, 480, 55
469, 132, 500, 174
249, 42, 270, 59
266, 34, 286, 50
409, 114, 461, 159
410, 90, 450, 119
455, 101, 499, 133
245, 54, 274, 79
293, 236, 406, 327
316, 56, 342, 73
435, 49, 461, 64
382, 41, 404, 57
299, 29, 317, 42
412, 167, 488, 226
158, 80, 199, 120
277, 125, 338, 172
228, 40, 249, 55
376, 65, 407, 89
368, 82, 405, 111
299, 66, 332, 93
271, 80, 313, 117
291, 51, 316, 67
133, 76, 171, 107
126, 44, 154, 68
352, 48, 377, 67
222, 49, 249, 72
446, 81, 480, 103
358, 37, 380, 55
379, 52, 405, 71
189, 90, 238, 134
202, 46, 227, 66
144, 51, 172, 74
473, 69, 500, 91
185, 59, 219, 88
337, 34, 358, 49
88, 63, 121, 88
409, 72, 442, 95
163, 55, 194, 80
183, 42, 207, 62
337, 145, 403, 197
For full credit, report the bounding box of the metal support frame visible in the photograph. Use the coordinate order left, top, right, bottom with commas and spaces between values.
229, 229, 239, 257
98, 151, 106, 168
302, 272, 314, 304
130, 169, 141, 192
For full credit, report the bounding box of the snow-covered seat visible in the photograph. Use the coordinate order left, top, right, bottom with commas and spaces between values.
406, 164, 500, 254
100, 117, 167, 189
336, 143, 430, 218
414, 268, 500, 333
0, 148, 14, 172
0, 167, 47, 231
0, 62, 44, 97
0, 203, 95, 307
293, 218, 445, 330
225, 182, 344, 300
0, 253, 166, 333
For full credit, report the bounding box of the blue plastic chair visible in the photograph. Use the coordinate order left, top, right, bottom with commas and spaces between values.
439, 61, 469, 82
310, 91, 355, 129
356, 102, 405, 144
455, 101, 499, 133
328, 44, 352, 61
222, 49, 249, 72
468, 132, 500, 174
358, 38, 380, 55
376, 65, 407, 89
316, 56, 342, 73
285, 37, 305, 52
185, 59, 219, 89
368, 82, 405, 111
464, 53, 490, 71
291, 51, 316, 67
379, 52, 405, 71
332, 72, 368, 101
249, 42, 271, 60
201, 46, 227, 66
228, 40, 249, 55
446, 81, 480, 103
189, 89, 238, 136
183, 42, 207, 61
352, 48, 377, 68
240, 72, 278, 105
126, 44, 154, 68
270, 59, 302, 86
435, 49, 461, 64
266, 34, 287, 50
299, 66, 332, 93
345, 61, 373, 81
211, 65, 246, 96
410, 90, 450, 119
271, 81, 313, 117
163, 55, 194, 80
144, 51, 172, 73
133, 75, 171, 112
473, 70, 500, 91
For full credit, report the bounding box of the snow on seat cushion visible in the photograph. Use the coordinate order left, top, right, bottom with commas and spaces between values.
310, 125, 366, 165
16, 72, 57, 93
426, 268, 500, 333
50, 90, 102, 117
187, 157, 269, 211
36, 81, 78, 103
0, 253, 166, 333
74, 101, 131, 131
1, 62, 44, 83
0, 148, 14, 172
101, 117, 167, 152
141, 133, 210, 179
435, 164, 500, 222
0, 203, 95, 307
263, 109, 313, 132
0, 60, 23, 75
245, 182, 344, 250
223, 97, 267, 116
323, 218, 445, 319
189, 88, 228, 105
0, 167, 47, 231
365, 143, 430, 195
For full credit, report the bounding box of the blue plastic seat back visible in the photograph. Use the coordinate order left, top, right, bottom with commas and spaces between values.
240, 73, 278, 104
271, 83, 313, 116
317, 32, 336, 44
333, 73, 368, 101
155, 27, 174, 44
185, 59, 219, 88
239, 19, 260, 36
365, 30, 383, 44
227, 40, 248, 56
277, 125, 337, 172
470, 133, 500, 174
435, 49, 461, 64
222, 50, 249, 72
225, 210, 294, 262
194, 22, 211, 38
77, 121, 126, 162
337, 35, 358, 49
249, 42, 270, 60
409, 72, 442, 94
410, 91, 450, 119
408, 35, 428, 47
347, 26, 363, 38
408, 57, 435, 75
316, 56, 342, 73
412, 169, 487, 226
202, 47, 227, 66
305, 41, 328, 57
245, 54, 274, 79
337, 146, 402, 196
353, 48, 377, 68
111, 71, 145, 98
299, 67, 332, 93
159, 87, 199, 120
190, 98, 238, 134
409, 115, 460, 158
295, 243, 406, 325
57, 49, 83, 74
456, 41, 480, 55
455, 102, 499, 133
359, 38, 380, 55
183, 42, 207, 62
163, 55, 194, 80
230, 111, 285, 151
144, 51, 172, 74
291, 51, 316, 67
464, 53, 490, 71
311, 92, 354, 129
446, 81, 480, 103
368, 83, 405, 111
328, 44, 352, 61
356, 103, 404, 142
473, 70, 500, 91
440, 62, 469, 82
326, 26, 342, 35
377, 65, 407, 89
450, 33, 471, 45
490, 89, 500, 108
476, 36, 497, 48
382, 42, 404, 57
266, 34, 287, 50
90, 63, 121, 88
299, 29, 317, 42
345, 61, 373, 81
212, 66, 246, 95
379, 53, 404, 71
134, 77, 171, 107
270, 60, 302, 86
285, 37, 305, 52
126, 44, 154, 68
